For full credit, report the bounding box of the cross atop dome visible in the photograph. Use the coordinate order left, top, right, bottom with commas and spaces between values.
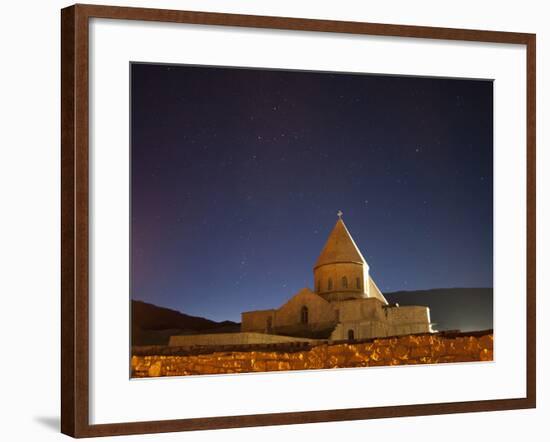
314, 215, 367, 269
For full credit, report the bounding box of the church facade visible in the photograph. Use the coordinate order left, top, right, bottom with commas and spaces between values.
241, 214, 434, 341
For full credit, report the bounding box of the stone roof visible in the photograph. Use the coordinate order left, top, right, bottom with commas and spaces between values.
314, 218, 367, 268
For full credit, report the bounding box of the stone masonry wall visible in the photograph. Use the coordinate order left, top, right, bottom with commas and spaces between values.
132, 332, 493, 378
168, 332, 316, 347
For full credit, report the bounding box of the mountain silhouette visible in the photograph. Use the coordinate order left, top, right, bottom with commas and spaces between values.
384, 287, 493, 332
132, 300, 239, 346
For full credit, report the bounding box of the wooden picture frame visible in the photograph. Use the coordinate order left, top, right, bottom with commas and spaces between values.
61, 3, 536, 437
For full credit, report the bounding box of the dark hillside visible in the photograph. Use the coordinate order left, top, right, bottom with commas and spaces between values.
132, 300, 239, 345
384, 288, 493, 332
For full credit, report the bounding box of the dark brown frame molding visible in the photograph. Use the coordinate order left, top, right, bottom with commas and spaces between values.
61, 3, 536, 438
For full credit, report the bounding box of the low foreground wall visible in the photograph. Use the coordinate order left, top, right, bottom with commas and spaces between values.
132, 331, 493, 378
168, 332, 316, 347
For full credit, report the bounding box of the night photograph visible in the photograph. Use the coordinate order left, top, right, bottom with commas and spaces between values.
130, 63, 494, 377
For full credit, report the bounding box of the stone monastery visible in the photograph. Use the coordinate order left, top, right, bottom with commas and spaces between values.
169, 213, 434, 348
241, 213, 434, 341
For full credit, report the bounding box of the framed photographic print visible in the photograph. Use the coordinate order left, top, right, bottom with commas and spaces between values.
61, 3, 536, 438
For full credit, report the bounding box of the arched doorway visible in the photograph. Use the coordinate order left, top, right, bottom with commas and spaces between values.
347, 329, 355, 341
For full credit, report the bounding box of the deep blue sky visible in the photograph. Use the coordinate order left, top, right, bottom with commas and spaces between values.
131, 63, 493, 322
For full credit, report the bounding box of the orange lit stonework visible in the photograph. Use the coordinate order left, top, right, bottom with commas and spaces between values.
132, 331, 493, 378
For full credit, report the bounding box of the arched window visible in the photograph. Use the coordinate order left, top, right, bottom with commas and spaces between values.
342, 276, 348, 288
348, 329, 355, 341
356, 277, 361, 289
300, 306, 309, 324
266, 316, 272, 331
328, 278, 333, 291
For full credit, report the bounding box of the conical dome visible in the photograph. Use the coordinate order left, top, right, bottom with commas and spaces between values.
314, 218, 367, 269
313, 215, 386, 303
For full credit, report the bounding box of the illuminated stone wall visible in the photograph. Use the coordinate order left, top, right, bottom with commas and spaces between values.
241, 287, 432, 340
169, 332, 315, 347
314, 262, 367, 300
132, 332, 493, 378
241, 288, 337, 334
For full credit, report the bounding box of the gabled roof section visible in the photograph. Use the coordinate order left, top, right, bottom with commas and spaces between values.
314, 218, 367, 268
278, 287, 329, 310
368, 276, 388, 305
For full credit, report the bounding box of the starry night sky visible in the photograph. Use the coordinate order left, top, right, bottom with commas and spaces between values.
131, 63, 493, 322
